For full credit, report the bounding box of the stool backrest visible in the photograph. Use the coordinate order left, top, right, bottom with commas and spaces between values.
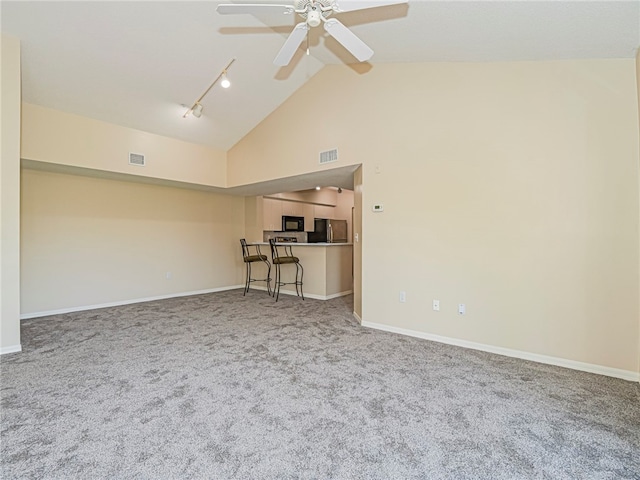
240, 238, 250, 260
269, 238, 295, 260
268, 238, 278, 260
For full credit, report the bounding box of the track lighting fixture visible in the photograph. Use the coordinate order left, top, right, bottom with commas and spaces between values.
192, 103, 203, 118
183, 58, 235, 118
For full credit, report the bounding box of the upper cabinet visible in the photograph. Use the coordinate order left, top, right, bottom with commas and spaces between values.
303, 204, 314, 232
313, 204, 334, 219
261, 189, 354, 233
262, 197, 282, 231
281, 201, 303, 217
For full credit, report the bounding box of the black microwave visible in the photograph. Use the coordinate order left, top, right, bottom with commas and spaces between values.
282, 216, 304, 232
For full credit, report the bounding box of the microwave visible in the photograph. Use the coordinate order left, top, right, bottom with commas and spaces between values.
282, 216, 304, 232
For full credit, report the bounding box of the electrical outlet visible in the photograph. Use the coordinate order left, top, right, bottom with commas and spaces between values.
399, 291, 406, 303
166, 271, 172, 279
458, 303, 466, 315
433, 300, 440, 311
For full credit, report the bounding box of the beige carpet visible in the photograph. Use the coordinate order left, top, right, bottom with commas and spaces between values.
1, 290, 639, 479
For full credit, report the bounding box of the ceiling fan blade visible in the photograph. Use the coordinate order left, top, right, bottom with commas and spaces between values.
332, 0, 408, 13
274, 22, 309, 66
323, 18, 373, 62
216, 4, 294, 15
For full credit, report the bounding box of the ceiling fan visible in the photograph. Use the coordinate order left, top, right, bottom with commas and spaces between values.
216, 0, 408, 66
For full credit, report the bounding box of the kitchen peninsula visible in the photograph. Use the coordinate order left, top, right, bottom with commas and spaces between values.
252, 242, 353, 300
243, 188, 354, 299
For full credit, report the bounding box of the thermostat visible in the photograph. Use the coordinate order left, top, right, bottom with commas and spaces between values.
372, 204, 384, 212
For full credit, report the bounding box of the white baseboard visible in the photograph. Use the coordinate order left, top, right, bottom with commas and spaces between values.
20, 285, 244, 320
0, 344, 22, 355
326, 290, 353, 300
353, 311, 362, 324
362, 320, 640, 383
250, 286, 353, 301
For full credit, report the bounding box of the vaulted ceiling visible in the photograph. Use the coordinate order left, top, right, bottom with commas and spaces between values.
2, 1, 639, 153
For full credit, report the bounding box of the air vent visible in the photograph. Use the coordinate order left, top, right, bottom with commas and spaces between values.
129, 152, 145, 166
319, 148, 338, 164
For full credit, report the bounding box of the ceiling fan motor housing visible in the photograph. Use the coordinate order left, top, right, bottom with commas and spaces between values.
295, 0, 335, 25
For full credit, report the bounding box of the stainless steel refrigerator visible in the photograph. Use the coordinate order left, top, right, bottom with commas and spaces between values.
308, 218, 348, 243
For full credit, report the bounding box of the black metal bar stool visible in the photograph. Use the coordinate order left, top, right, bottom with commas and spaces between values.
240, 239, 271, 295
269, 238, 304, 302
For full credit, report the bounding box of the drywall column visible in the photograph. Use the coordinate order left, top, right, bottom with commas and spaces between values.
0, 34, 22, 354
353, 166, 363, 321
636, 48, 640, 378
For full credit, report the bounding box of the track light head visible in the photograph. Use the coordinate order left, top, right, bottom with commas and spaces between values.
192, 103, 203, 118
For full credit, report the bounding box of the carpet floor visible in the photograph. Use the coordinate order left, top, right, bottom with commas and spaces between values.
1, 290, 639, 479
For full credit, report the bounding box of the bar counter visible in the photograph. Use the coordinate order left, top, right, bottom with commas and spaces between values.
250, 242, 353, 300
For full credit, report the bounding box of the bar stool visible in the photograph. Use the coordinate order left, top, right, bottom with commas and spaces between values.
240, 239, 271, 295
269, 238, 304, 302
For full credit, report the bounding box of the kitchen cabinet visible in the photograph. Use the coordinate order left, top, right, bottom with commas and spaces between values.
281, 201, 303, 217
314, 204, 334, 219
262, 197, 282, 231
303, 204, 314, 232
261, 194, 352, 233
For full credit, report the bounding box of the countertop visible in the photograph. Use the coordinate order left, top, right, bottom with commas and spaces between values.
252, 242, 353, 247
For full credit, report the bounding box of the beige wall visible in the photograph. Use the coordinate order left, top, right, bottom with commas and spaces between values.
10, 57, 640, 376
0, 35, 22, 352
22, 103, 228, 188
229, 60, 640, 374
21, 169, 245, 315
244, 196, 263, 245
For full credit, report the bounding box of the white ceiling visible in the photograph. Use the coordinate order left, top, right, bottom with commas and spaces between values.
2, 0, 639, 152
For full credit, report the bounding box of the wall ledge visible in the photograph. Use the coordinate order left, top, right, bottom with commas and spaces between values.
21, 158, 229, 193
362, 320, 640, 383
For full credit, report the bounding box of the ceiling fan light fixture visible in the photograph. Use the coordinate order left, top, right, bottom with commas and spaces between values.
307, 9, 321, 27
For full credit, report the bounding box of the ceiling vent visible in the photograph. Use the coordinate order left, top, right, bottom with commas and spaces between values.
319, 148, 338, 165
128, 152, 145, 166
